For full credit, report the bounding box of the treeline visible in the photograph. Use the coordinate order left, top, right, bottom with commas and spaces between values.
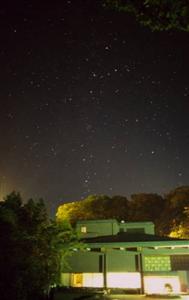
1, 186, 189, 299
0, 192, 79, 300
103, 0, 189, 32
56, 186, 189, 238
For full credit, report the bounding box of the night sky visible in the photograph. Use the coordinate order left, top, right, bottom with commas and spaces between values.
0, 1, 189, 215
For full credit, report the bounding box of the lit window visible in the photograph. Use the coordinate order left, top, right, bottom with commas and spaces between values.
107, 272, 141, 289
144, 276, 180, 294
72, 273, 83, 287
83, 273, 103, 287
81, 226, 87, 233
144, 256, 171, 271
72, 273, 103, 288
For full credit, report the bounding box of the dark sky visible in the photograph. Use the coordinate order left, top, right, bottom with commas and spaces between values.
0, 0, 189, 215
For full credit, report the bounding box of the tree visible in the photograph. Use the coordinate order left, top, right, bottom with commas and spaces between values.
128, 193, 165, 233
0, 192, 23, 300
103, 0, 189, 32
56, 194, 129, 224
0, 192, 79, 300
48, 220, 81, 280
56, 188, 189, 237
169, 207, 189, 239
160, 186, 189, 236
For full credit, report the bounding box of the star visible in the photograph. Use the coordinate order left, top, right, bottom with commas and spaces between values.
0, 0, 189, 214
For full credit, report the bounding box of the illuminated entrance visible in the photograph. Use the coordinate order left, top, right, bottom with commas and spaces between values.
107, 272, 141, 288
71, 272, 141, 289
71, 273, 103, 288
60, 220, 189, 294
144, 275, 180, 294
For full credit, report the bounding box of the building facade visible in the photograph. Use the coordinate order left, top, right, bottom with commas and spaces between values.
61, 219, 189, 294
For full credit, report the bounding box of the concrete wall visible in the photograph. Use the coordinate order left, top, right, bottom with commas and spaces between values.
76, 219, 119, 238
64, 251, 103, 273
63, 249, 137, 273
120, 222, 155, 234
76, 220, 155, 237
106, 250, 137, 272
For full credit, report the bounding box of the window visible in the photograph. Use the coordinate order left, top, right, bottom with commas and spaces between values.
171, 255, 189, 270
144, 256, 171, 271
144, 276, 180, 294
72, 273, 83, 287
107, 272, 141, 288
81, 226, 87, 233
91, 248, 101, 252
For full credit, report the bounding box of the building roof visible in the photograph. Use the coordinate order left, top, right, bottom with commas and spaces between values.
77, 219, 118, 224
77, 219, 154, 226
83, 232, 185, 244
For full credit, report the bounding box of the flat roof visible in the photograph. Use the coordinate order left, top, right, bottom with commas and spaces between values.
77, 219, 154, 225
81, 232, 189, 249
77, 219, 118, 224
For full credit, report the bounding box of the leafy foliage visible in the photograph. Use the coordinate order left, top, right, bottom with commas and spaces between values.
56, 194, 129, 224
57, 186, 189, 237
128, 193, 165, 222
0, 192, 78, 300
103, 0, 189, 31
163, 187, 189, 237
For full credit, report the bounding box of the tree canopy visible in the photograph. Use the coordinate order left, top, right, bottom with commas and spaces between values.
0, 192, 78, 300
128, 193, 165, 222
2, 186, 189, 300
163, 186, 189, 237
103, 0, 189, 32
56, 186, 189, 237
56, 194, 129, 225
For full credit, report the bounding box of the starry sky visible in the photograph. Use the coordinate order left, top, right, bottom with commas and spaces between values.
0, 0, 189, 214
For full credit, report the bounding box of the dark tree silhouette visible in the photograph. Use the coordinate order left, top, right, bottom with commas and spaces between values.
103, 0, 189, 31
0, 192, 78, 300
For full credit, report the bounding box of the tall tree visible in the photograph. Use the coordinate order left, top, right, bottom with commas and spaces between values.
103, 0, 189, 31
159, 186, 189, 235
128, 193, 165, 233
0, 192, 79, 300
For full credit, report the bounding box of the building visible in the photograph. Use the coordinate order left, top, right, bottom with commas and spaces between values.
61, 219, 189, 294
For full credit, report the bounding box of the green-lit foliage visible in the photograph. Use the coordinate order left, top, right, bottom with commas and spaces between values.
158, 186, 189, 235
56, 194, 129, 224
103, 0, 189, 31
56, 186, 189, 237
